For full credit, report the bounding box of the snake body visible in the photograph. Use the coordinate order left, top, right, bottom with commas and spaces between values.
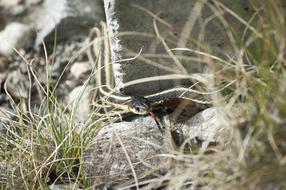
90, 23, 208, 118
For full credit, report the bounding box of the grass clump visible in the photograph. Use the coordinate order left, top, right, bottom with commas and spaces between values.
0, 48, 101, 189
148, 0, 286, 189
234, 1, 286, 188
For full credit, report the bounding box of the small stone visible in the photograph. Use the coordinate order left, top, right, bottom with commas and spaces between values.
4, 70, 29, 99
70, 62, 91, 79
26, 0, 42, 6
0, 22, 32, 56
9, 4, 26, 15
49, 183, 82, 190
68, 85, 93, 123
0, 106, 15, 134
0, 0, 22, 7
35, 0, 104, 47
180, 107, 233, 145
0, 56, 8, 82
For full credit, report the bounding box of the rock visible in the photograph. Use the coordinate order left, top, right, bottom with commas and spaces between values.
0, 107, 15, 134
103, 0, 253, 96
179, 107, 233, 146
82, 106, 236, 188
83, 117, 165, 188
8, 5, 26, 15
0, 159, 7, 186
0, 56, 8, 82
26, 0, 42, 6
49, 183, 82, 190
0, 0, 22, 7
35, 0, 105, 48
0, 22, 32, 56
70, 62, 91, 79
68, 85, 93, 123
132, 115, 159, 129
4, 70, 29, 99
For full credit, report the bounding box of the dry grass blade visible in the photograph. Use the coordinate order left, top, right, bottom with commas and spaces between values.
177, 0, 207, 48
114, 131, 140, 190
153, 19, 188, 74
120, 73, 211, 89
131, 4, 173, 29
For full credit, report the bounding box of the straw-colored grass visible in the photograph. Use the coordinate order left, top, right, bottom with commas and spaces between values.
1, 0, 286, 189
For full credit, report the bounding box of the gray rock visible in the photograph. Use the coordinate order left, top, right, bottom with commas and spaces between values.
103, 0, 253, 96
67, 85, 93, 124
8, 5, 27, 16
4, 70, 29, 99
0, 56, 8, 83
35, 0, 105, 47
83, 106, 235, 187
0, 107, 15, 134
0, 22, 32, 56
49, 183, 82, 190
0, 0, 21, 7
180, 107, 233, 146
83, 117, 165, 188
0, 159, 7, 186
26, 0, 42, 6
70, 61, 91, 79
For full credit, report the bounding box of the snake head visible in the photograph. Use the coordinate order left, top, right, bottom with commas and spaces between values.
128, 96, 151, 115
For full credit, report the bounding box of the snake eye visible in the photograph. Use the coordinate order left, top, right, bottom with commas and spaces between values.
135, 107, 140, 112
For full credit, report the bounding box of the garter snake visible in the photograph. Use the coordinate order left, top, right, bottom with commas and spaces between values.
89, 23, 209, 119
